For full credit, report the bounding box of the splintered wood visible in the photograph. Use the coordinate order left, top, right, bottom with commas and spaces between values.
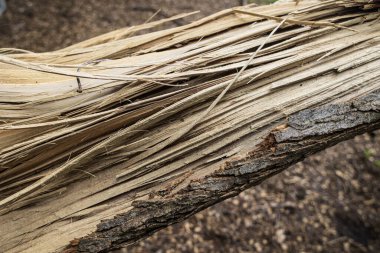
0, 1, 379, 252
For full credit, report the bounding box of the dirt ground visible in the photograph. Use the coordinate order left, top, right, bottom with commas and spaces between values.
0, 0, 241, 52
0, 1, 379, 253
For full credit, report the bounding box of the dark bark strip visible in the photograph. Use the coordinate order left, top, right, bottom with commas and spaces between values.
66, 90, 380, 253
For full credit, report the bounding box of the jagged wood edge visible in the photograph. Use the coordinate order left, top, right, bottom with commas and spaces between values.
65, 90, 380, 253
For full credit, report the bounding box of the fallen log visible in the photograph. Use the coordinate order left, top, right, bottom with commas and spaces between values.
0, 1, 379, 252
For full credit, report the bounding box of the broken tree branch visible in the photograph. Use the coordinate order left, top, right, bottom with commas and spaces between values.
0, 1, 379, 252
67, 90, 380, 253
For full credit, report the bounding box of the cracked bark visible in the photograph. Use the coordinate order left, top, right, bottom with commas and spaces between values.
65, 90, 380, 253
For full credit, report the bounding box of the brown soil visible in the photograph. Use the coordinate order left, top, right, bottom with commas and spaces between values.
0, 0, 240, 52
1, 1, 379, 253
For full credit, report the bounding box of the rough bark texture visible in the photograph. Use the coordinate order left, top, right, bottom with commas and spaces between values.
64, 90, 380, 253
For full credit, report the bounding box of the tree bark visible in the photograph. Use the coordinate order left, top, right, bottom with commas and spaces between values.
65, 90, 380, 253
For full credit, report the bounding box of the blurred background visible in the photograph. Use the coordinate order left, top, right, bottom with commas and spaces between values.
0, 1, 379, 252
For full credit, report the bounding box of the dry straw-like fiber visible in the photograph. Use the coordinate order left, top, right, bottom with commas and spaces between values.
0, 1, 380, 251
0, 0, 379, 210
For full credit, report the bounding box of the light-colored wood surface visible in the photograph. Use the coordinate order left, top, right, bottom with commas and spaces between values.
0, 1, 379, 252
